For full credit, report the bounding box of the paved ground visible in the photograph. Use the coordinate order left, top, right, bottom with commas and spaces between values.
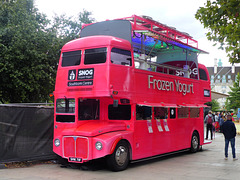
1, 132, 240, 180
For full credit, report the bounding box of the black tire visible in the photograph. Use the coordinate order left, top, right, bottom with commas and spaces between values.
106, 141, 130, 171
190, 132, 199, 153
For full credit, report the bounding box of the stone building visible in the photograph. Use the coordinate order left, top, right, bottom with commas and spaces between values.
206, 59, 240, 109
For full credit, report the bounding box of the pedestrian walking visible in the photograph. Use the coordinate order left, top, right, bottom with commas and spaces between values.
222, 114, 237, 160
205, 111, 214, 140
219, 115, 224, 133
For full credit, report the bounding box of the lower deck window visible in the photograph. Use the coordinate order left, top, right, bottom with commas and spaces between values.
108, 105, 131, 120
56, 98, 75, 113
56, 115, 75, 123
178, 107, 189, 118
190, 108, 200, 118
78, 99, 99, 120
136, 105, 152, 120
154, 107, 168, 119
170, 108, 176, 119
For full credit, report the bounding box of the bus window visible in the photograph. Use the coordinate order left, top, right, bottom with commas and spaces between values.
56, 98, 75, 113
199, 68, 208, 81
111, 48, 132, 66
78, 99, 99, 120
154, 107, 168, 119
136, 105, 152, 120
56, 115, 75, 123
170, 108, 176, 119
190, 108, 200, 118
62, 50, 81, 67
178, 107, 189, 118
84, 47, 107, 65
108, 105, 131, 120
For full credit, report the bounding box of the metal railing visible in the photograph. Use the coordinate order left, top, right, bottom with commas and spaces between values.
134, 57, 190, 78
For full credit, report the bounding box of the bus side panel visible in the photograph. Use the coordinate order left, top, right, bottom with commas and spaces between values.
92, 131, 133, 160
133, 120, 154, 159
133, 70, 203, 107
109, 64, 135, 99
132, 107, 205, 160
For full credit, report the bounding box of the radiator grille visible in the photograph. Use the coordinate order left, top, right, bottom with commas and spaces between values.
63, 136, 89, 160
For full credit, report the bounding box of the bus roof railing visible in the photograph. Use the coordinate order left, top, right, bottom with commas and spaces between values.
117, 15, 198, 48
116, 15, 208, 54
134, 57, 194, 78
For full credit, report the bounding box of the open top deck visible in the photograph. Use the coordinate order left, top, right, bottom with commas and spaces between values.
81, 15, 208, 80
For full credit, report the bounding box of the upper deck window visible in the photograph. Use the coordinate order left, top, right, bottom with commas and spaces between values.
78, 99, 99, 120
199, 68, 208, 81
84, 48, 107, 65
111, 48, 132, 66
62, 50, 81, 67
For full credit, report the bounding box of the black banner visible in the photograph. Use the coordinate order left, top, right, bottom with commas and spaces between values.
0, 105, 56, 163
68, 80, 93, 87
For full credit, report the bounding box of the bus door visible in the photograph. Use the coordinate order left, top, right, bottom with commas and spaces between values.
175, 107, 194, 150
152, 107, 172, 155
134, 105, 154, 159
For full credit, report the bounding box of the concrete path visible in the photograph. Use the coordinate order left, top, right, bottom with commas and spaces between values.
0, 133, 240, 180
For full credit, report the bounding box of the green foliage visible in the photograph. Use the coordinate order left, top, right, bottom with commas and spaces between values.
0, 0, 94, 103
195, 0, 240, 63
227, 73, 240, 111
224, 98, 232, 112
205, 99, 221, 111
51, 9, 95, 45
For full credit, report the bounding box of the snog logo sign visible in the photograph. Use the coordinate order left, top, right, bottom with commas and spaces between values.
68, 70, 76, 80
77, 68, 94, 80
67, 68, 94, 87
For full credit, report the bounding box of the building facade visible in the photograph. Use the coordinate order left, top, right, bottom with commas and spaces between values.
207, 59, 240, 109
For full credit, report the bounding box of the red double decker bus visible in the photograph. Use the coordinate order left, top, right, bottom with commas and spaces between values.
53, 15, 211, 171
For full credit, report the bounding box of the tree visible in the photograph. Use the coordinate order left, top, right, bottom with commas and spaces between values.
0, 0, 58, 103
205, 99, 221, 112
51, 9, 95, 46
224, 98, 232, 112
0, 0, 95, 103
227, 73, 240, 111
195, 0, 240, 64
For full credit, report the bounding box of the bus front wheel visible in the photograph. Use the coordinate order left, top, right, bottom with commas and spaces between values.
190, 132, 199, 153
106, 140, 129, 171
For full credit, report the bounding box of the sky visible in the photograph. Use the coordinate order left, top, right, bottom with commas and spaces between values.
35, 0, 236, 67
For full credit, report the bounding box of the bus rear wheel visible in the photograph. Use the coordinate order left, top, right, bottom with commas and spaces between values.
190, 132, 199, 153
107, 141, 129, 171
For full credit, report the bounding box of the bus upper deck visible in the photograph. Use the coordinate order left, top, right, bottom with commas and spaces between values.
55, 15, 211, 106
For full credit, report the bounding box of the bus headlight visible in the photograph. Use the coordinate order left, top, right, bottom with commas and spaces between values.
54, 138, 60, 147
95, 141, 103, 150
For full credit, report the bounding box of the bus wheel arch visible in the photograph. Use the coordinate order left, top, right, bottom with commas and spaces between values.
190, 130, 200, 153
107, 139, 131, 171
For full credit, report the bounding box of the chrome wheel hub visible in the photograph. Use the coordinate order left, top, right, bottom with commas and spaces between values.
192, 136, 198, 150
115, 146, 128, 166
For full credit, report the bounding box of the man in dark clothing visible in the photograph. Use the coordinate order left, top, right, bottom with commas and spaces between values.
222, 115, 237, 160
205, 111, 213, 140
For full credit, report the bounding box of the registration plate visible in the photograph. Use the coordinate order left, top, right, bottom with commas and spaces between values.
69, 157, 82, 162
